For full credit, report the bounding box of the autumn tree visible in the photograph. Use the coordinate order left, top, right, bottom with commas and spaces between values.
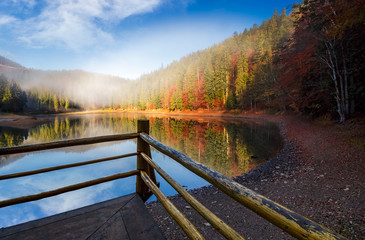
278, 0, 365, 122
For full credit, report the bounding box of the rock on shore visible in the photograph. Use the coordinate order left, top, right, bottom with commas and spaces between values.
147, 116, 365, 239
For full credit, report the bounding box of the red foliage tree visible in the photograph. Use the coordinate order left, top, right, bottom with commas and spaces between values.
167, 85, 177, 110
182, 91, 189, 110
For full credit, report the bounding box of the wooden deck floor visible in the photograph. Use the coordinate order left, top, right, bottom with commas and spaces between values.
0, 193, 165, 240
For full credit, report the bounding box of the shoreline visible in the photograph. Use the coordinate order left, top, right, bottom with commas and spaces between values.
146, 117, 300, 239
0, 109, 278, 130
62, 108, 273, 119
146, 115, 365, 239
1, 111, 363, 239
0, 114, 51, 129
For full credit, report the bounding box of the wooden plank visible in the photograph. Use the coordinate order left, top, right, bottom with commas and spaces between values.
87, 194, 165, 240
141, 152, 245, 240
140, 171, 204, 240
120, 193, 166, 240
140, 133, 346, 240
0, 194, 165, 240
0, 194, 135, 240
87, 211, 129, 240
0, 152, 138, 180
0, 170, 139, 208
0, 133, 139, 155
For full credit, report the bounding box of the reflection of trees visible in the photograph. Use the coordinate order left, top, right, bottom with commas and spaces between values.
227, 121, 283, 161
148, 118, 282, 178
235, 142, 251, 174
0, 114, 282, 178
204, 126, 231, 176
0, 127, 28, 147
29, 117, 85, 142
27, 115, 143, 143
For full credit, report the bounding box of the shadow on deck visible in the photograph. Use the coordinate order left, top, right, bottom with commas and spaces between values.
0, 194, 165, 240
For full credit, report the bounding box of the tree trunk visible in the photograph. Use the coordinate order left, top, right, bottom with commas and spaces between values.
323, 40, 346, 123
350, 76, 355, 114
341, 44, 349, 118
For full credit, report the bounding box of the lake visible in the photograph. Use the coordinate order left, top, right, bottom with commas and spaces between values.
0, 113, 282, 227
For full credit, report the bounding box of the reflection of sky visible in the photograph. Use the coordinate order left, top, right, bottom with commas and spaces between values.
0, 114, 282, 228
0, 140, 208, 227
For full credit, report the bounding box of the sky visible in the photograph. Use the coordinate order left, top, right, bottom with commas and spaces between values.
0, 0, 297, 79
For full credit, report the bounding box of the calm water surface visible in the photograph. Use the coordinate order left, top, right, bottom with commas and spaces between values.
0, 113, 282, 227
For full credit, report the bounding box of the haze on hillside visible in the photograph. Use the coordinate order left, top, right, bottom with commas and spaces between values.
0, 0, 363, 122
0, 0, 294, 109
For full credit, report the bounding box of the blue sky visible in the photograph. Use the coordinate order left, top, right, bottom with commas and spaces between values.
0, 0, 297, 79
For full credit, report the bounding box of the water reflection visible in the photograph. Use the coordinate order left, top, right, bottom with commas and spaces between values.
0, 113, 282, 227
1, 114, 282, 178
0, 127, 28, 147
149, 117, 282, 177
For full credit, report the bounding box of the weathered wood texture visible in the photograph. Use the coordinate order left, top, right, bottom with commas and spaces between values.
0, 133, 139, 155
141, 152, 245, 240
140, 171, 204, 240
0, 152, 138, 180
0, 194, 165, 240
140, 133, 346, 240
0, 119, 345, 240
0, 170, 139, 208
136, 120, 157, 201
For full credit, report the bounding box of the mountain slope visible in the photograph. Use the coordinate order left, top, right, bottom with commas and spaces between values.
0, 56, 130, 109
0, 56, 23, 68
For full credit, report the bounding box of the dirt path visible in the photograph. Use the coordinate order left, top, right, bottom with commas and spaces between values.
147, 115, 365, 239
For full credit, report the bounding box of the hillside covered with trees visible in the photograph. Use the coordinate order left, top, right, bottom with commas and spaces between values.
0, 75, 27, 112
120, 7, 293, 112
0, 0, 364, 122
120, 0, 364, 123
0, 67, 129, 112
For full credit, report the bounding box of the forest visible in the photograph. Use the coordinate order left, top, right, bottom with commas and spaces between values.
0, 69, 129, 112
119, 0, 364, 123
0, 74, 76, 113
0, 75, 27, 112
0, 0, 364, 122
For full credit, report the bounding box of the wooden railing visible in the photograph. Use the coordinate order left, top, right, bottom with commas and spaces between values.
0, 120, 345, 240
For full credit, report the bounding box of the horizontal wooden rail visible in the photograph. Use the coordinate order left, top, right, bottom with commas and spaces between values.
0, 152, 138, 180
140, 133, 345, 240
0, 133, 139, 155
140, 171, 205, 240
0, 170, 139, 208
141, 152, 245, 240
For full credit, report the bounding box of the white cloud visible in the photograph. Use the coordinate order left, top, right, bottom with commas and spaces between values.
0, 15, 17, 26
0, 0, 253, 78
38, 183, 113, 215
6, 0, 162, 50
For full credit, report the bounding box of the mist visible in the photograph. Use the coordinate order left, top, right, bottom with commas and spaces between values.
0, 66, 130, 109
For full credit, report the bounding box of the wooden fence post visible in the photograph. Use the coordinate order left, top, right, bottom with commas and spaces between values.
136, 120, 157, 201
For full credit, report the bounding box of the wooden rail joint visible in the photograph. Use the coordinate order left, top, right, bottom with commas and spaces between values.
0, 119, 346, 240
139, 131, 346, 240
136, 120, 158, 202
